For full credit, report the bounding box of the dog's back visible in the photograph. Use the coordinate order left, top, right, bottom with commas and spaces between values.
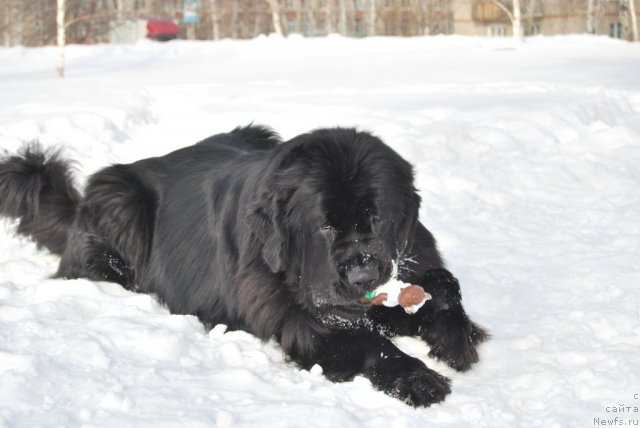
196, 124, 280, 154
0, 125, 280, 289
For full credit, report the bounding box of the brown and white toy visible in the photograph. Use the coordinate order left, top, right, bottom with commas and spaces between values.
360, 279, 431, 314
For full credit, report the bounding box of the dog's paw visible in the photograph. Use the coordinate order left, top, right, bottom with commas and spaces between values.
423, 310, 489, 372
367, 355, 451, 407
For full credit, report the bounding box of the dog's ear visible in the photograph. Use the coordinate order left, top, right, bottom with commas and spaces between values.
396, 190, 421, 254
246, 147, 305, 273
246, 188, 287, 273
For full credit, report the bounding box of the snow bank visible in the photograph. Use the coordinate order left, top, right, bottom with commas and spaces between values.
1, 35, 639, 427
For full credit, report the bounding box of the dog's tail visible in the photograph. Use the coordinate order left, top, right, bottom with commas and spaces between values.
0, 144, 80, 255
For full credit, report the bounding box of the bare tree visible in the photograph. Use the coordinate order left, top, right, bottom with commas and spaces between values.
114, 0, 124, 20
325, 0, 333, 33
0, 4, 5, 45
3, 0, 25, 46
252, 5, 264, 38
629, 0, 638, 41
230, 0, 238, 38
1, 0, 118, 48
295, 0, 303, 33
394, 0, 402, 35
338, 0, 347, 35
490, 0, 522, 41
56, 0, 65, 77
264, 0, 283, 35
306, 0, 317, 36
512, 0, 522, 39
413, 0, 429, 35
419, 0, 453, 35
1, 1, 11, 46
524, 0, 538, 35
209, 0, 220, 39
586, 0, 597, 34
367, 0, 376, 36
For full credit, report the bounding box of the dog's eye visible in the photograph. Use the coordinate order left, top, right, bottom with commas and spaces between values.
320, 223, 333, 232
319, 223, 340, 239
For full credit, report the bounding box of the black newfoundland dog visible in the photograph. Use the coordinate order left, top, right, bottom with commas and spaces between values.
0, 125, 487, 406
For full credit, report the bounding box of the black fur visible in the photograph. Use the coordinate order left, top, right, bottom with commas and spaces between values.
0, 144, 79, 254
0, 125, 487, 407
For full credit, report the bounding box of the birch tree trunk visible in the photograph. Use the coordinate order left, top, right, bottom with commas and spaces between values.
308, 1, 317, 36
339, 0, 347, 35
210, 0, 220, 40
2, 1, 9, 46
416, 0, 429, 35
326, 0, 333, 34
512, 0, 523, 40
587, 0, 596, 34
265, 0, 283, 35
56, 0, 65, 77
8, 0, 23, 46
630, 0, 639, 41
395, 0, 402, 35
295, 0, 302, 33
116, 0, 124, 21
491, 0, 522, 42
367, 0, 376, 36
230, 1, 238, 38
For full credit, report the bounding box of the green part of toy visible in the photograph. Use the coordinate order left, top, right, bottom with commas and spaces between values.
364, 291, 376, 299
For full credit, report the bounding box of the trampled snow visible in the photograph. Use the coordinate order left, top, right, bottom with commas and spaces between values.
1, 35, 639, 427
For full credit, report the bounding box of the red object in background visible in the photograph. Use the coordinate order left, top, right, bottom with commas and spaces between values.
146, 20, 180, 41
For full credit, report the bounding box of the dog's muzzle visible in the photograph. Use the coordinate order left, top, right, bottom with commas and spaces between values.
338, 253, 392, 293
345, 262, 380, 289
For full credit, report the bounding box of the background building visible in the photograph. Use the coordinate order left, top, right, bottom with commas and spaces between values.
453, 0, 636, 38
1, 0, 638, 46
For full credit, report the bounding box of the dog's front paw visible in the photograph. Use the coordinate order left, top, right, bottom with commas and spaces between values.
366, 355, 451, 407
423, 309, 489, 372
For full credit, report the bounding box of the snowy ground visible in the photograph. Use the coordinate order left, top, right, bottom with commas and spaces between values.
1, 35, 640, 427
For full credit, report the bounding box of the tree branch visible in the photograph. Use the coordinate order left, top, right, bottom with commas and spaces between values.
490, 0, 514, 25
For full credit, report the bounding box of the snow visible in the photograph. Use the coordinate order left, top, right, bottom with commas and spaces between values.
1, 35, 640, 427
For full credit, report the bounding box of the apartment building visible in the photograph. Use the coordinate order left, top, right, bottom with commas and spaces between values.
452, 0, 637, 39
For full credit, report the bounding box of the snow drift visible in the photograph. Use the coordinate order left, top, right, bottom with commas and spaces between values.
1, 35, 639, 427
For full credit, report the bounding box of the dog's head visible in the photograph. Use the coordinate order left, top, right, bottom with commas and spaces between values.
247, 128, 420, 322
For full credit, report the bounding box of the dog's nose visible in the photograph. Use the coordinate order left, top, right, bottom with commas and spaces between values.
347, 264, 380, 289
